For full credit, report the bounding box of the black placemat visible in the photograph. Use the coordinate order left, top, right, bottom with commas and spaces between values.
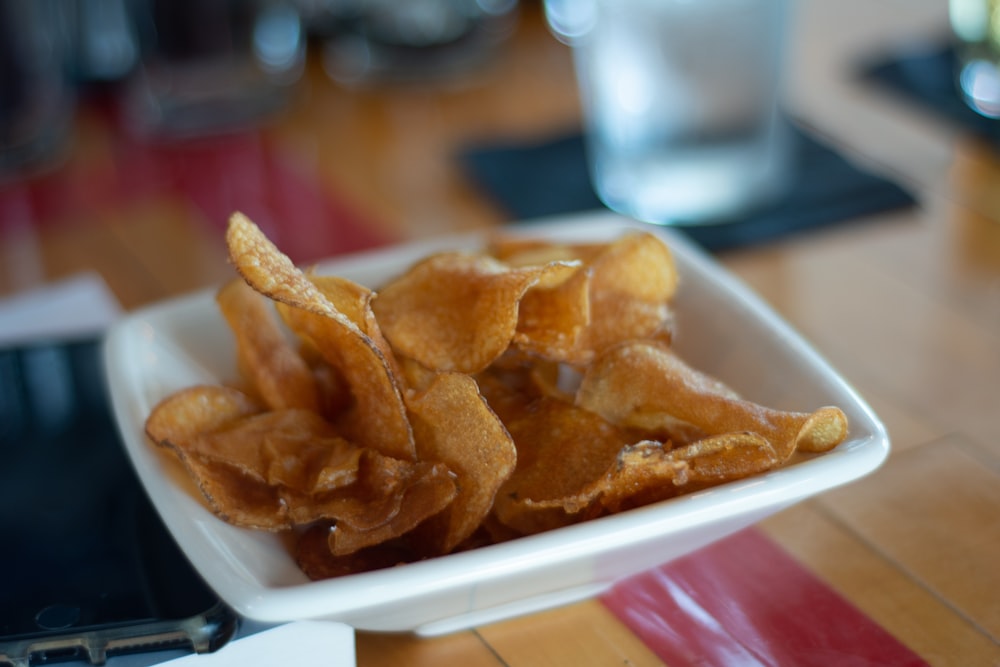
860, 42, 1000, 145
460, 124, 916, 253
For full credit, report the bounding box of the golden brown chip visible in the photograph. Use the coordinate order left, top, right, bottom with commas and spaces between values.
491, 232, 678, 363
174, 452, 293, 530
296, 525, 416, 580
371, 252, 566, 373
576, 341, 849, 458
326, 457, 458, 556
491, 396, 634, 535
512, 263, 592, 362
593, 433, 780, 512
488, 237, 606, 266
146, 384, 262, 448
176, 409, 360, 493
505, 432, 780, 533
307, 272, 400, 373
405, 372, 517, 555
574, 232, 678, 359
148, 384, 456, 538
226, 212, 415, 461
216, 278, 321, 412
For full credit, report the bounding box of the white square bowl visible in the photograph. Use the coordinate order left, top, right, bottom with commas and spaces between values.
103, 211, 889, 635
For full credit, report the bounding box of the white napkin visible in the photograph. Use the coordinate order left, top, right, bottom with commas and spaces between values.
0, 271, 122, 345
158, 622, 356, 667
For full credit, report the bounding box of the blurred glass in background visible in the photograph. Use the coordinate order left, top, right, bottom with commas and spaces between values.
121, 0, 306, 138
302, 0, 519, 85
0, 0, 520, 185
0, 0, 75, 180
69, 0, 139, 83
950, 0, 1000, 118
545, 0, 791, 226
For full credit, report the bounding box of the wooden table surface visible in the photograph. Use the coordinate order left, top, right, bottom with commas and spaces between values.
2, 1, 998, 665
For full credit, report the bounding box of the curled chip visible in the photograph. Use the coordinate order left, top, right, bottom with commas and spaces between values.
573, 232, 678, 360
493, 232, 678, 364
405, 372, 516, 555
146, 384, 262, 447
372, 252, 577, 374
504, 433, 780, 533
226, 212, 415, 462
324, 456, 457, 556
511, 263, 592, 362
145, 383, 456, 542
145, 214, 851, 581
576, 341, 848, 459
492, 396, 634, 535
216, 278, 321, 412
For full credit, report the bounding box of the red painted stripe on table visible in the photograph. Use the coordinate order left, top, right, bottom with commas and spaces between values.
1, 98, 391, 264
602, 528, 928, 667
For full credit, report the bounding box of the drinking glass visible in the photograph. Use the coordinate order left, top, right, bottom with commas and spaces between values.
545, 0, 792, 225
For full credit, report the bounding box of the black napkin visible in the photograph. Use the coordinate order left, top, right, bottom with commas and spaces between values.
860, 42, 1000, 145
460, 124, 916, 253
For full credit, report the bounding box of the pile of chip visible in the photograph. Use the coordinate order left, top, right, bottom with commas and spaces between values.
144, 212, 849, 579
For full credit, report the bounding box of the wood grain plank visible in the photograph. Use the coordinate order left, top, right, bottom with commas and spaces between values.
478, 599, 666, 667
817, 436, 1000, 641
762, 502, 1000, 667
356, 629, 502, 667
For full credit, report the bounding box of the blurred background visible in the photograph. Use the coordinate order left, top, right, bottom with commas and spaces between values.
0, 0, 541, 306
0, 0, 994, 309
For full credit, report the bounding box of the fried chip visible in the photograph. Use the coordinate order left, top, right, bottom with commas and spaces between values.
146, 384, 262, 447
512, 263, 592, 362
405, 372, 516, 554
176, 409, 361, 493
326, 456, 457, 556
492, 232, 678, 363
492, 396, 634, 535
226, 212, 415, 461
505, 432, 780, 532
216, 278, 321, 412
574, 232, 678, 359
576, 341, 849, 458
147, 383, 456, 538
296, 525, 416, 580
174, 452, 293, 530
371, 252, 568, 373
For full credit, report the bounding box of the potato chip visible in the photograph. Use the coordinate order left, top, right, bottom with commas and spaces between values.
506, 432, 780, 531
492, 232, 678, 363
173, 452, 294, 530
177, 409, 360, 493
405, 372, 516, 554
576, 341, 849, 458
296, 525, 416, 579
146, 385, 290, 530
307, 272, 399, 372
574, 232, 678, 359
593, 433, 780, 513
147, 382, 456, 539
146, 384, 262, 448
488, 237, 605, 267
491, 396, 634, 535
216, 278, 321, 412
371, 252, 567, 373
512, 263, 591, 362
226, 212, 415, 461
326, 457, 457, 556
